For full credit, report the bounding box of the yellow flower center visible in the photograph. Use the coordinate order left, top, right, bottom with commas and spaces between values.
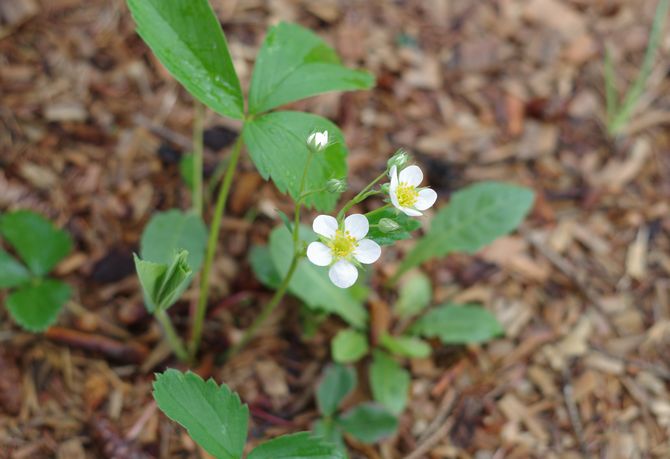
328, 230, 358, 259
396, 182, 419, 207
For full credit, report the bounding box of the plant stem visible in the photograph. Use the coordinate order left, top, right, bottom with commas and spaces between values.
189, 135, 244, 360
155, 309, 189, 362
226, 151, 315, 358
192, 102, 204, 216
337, 170, 388, 221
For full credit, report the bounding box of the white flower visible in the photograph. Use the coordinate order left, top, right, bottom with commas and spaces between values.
306, 214, 381, 289
307, 130, 329, 151
389, 165, 437, 217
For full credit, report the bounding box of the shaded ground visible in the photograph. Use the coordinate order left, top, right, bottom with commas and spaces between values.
2, 0, 670, 457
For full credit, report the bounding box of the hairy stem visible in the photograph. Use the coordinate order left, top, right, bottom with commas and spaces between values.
192, 102, 204, 216
155, 309, 189, 362
189, 135, 244, 360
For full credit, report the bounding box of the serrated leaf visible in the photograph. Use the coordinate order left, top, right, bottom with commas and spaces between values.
249, 245, 281, 289
394, 272, 432, 318
126, 0, 244, 119
316, 364, 357, 417
153, 370, 249, 459
365, 207, 421, 247
141, 210, 207, 273
248, 22, 374, 114
0, 210, 72, 277
396, 182, 534, 277
0, 249, 31, 289
269, 225, 367, 327
248, 432, 344, 459
337, 403, 398, 444
331, 329, 368, 364
243, 111, 347, 211
6, 279, 70, 332
369, 351, 410, 415
134, 250, 193, 312
409, 303, 504, 344
379, 334, 431, 359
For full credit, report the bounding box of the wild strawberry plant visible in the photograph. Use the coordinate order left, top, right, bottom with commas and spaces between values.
125, 0, 535, 455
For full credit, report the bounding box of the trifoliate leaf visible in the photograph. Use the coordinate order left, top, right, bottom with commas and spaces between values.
0, 249, 31, 289
134, 250, 193, 312
6, 279, 71, 332
316, 364, 357, 417
369, 351, 410, 415
248, 432, 344, 459
331, 329, 368, 364
153, 370, 249, 459
365, 207, 421, 247
337, 403, 398, 444
409, 303, 504, 344
0, 210, 72, 277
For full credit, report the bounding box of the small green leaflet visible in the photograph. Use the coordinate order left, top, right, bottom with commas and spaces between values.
369, 351, 410, 415
396, 182, 534, 278
394, 272, 432, 318
0, 210, 72, 277
0, 249, 31, 289
247, 432, 344, 459
126, 0, 244, 119
365, 207, 421, 247
153, 370, 249, 459
134, 250, 193, 312
6, 279, 71, 332
269, 226, 367, 327
379, 334, 431, 359
409, 303, 504, 344
337, 403, 398, 444
316, 364, 357, 417
248, 22, 374, 115
140, 209, 207, 273
243, 111, 347, 211
331, 329, 369, 364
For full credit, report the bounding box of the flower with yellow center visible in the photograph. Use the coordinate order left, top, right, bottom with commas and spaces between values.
389, 165, 437, 217
306, 214, 381, 288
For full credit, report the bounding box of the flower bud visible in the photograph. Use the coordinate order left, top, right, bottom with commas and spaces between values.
378, 218, 400, 233
307, 130, 329, 152
387, 149, 409, 169
326, 178, 347, 193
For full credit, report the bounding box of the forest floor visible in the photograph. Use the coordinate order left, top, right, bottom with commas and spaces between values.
1, 0, 670, 457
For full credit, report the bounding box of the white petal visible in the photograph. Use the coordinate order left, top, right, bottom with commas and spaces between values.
415, 188, 437, 210
389, 165, 398, 181
399, 165, 423, 187
328, 260, 358, 288
306, 242, 332, 266
354, 239, 381, 264
313, 215, 338, 238
344, 214, 369, 240
401, 206, 423, 217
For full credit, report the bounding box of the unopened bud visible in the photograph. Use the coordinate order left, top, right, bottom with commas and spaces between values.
387, 149, 409, 169
326, 178, 347, 193
379, 218, 400, 233
307, 130, 329, 152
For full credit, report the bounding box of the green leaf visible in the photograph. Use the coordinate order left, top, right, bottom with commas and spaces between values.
134, 250, 193, 312
248, 432, 344, 459
331, 329, 368, 364
6, 279, 71, 332
369, 351, 410, 415
179, 153, 195, 191
313, 420, 348, 458
249, 245, 281, 289
337, 403, 398, 444
269, 226, 367, 327
365, 207, 421, 246
243, 111, 347, 211
153, 370, 249, 459
248, 22, 374, 114
397, 182, 534, 277
409, 303, 504, 344
379, 334, 431, 359
126, 0, 244, 119
141, 210, 207, 273
0, 249, 31, 289
0, 210, 72, 277
316, 364, 357, 417
394, 272, 432, 318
